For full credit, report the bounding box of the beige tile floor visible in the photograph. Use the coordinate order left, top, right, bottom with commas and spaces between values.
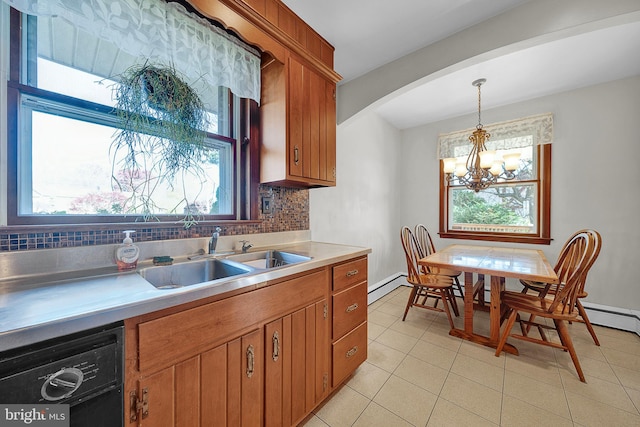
302, 286, 640, 427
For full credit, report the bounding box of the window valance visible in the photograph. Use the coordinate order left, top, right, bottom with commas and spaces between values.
2, 0, 261, 104
438, 113, 553, 159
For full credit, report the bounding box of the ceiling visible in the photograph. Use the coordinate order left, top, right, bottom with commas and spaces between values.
281, 0, 640, 128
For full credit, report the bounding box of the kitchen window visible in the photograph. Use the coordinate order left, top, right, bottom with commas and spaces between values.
439, 114, 552, 245
4, 1, 261, 226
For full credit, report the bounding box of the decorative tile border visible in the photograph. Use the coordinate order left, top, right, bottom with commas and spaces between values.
0, 186, 309, 252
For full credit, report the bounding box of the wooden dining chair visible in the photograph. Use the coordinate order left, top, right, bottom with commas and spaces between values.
400, 226, 459, 326
495, 230, 596, 382
414, 224, 464, 298
520, 229, 602, 345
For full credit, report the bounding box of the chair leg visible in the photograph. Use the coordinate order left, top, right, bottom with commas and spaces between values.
402, 286, 418, 321
555, 319, 586, 382
576, 300, 600, 346
448, 288, 459, 317
438, 289, 455, 329
496, 309, 518, 356
524, 314, 538, 335
454, 277, 464, 298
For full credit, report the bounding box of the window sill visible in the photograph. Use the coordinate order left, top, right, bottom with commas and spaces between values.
438, 231, 552, 245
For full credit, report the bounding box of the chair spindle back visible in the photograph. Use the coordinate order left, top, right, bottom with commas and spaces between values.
548, 230, 597, 315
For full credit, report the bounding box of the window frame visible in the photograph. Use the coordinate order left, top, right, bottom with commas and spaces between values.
6, 7, 259, 227
439, 143, 552, 245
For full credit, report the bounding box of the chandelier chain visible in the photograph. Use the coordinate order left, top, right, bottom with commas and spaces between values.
477, 82, 482, 129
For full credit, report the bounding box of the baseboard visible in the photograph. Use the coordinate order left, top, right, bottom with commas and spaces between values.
371, 273, 640, 336
581, 302, 640, 335
367, 273, 407, 305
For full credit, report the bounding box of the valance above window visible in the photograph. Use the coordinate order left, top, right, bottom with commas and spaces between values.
438, 113, 553, 159
2, 0, 262, 104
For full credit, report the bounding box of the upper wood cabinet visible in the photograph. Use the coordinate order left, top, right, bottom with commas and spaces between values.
187, 0, 339, 188
261, 53, 337, 187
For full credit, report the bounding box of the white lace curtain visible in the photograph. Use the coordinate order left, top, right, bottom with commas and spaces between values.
438, 113, 553, 159
2, 0, 261, 104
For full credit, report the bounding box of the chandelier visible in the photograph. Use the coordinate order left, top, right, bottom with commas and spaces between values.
443, 78, 520, 192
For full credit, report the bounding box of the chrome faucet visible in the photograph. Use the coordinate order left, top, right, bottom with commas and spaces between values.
209, 227, 222, 254
240, 240, 253, 253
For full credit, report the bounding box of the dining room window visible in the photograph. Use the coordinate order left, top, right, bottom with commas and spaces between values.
438, 114, 552, 244
3, 0, 261, 227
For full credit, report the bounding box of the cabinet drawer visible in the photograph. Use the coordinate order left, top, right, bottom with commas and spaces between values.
332, 321, 367, 386
332, 257, 367, 292
333, 282, 367, 340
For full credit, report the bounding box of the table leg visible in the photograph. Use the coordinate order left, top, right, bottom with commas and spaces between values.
449, 273, 518, 355
463, 271, 474, 334
489, 275, 505, 342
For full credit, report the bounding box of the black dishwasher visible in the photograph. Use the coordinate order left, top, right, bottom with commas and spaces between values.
0, 322, 124, 427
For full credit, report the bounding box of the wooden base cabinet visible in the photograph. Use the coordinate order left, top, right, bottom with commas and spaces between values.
125, 267, 333, 426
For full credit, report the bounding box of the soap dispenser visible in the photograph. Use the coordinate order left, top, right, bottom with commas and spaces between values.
116, 230, 140, 271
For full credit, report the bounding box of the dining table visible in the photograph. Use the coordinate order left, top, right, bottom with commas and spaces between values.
419, 244, 558, 355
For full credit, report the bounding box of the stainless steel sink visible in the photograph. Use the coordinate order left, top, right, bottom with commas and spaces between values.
139, 259, 253, 289
225, 250, 311, 270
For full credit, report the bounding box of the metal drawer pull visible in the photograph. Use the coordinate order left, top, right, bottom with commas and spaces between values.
346, 269, 358, 277
346, 346, 358, 358
246, 345, 254, 378
272, 331, 280, 362
294, 145, 299, 164
346, 303, 359, 313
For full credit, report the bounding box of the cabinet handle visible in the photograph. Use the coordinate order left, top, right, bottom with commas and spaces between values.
272, 331, 280, 362
346, 346, 358, 358
246, 344, 254, 378
346, 269, 358, 277
294, 145, 299, 165
346, 303, 359, 313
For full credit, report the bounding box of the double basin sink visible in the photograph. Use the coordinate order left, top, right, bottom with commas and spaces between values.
139, 250, 311, 290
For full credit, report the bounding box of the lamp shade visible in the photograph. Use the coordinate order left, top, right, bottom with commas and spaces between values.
489, 161, 503, 176
443, 158, 457, 174
503, 151, 521, 171
479, 150, 496, 169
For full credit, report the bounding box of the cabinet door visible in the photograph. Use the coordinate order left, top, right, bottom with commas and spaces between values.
264, 299, 329, 427
288, 55, 336, 185
135, 366, 175, 427
201, 329, 263, 427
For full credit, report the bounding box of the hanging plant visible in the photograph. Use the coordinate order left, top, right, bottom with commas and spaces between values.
110, 62, 210, 228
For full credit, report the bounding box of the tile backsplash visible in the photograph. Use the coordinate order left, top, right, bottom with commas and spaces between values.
0, 186, 309, 252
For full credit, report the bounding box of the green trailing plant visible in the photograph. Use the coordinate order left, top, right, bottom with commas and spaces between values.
110, 62, 210, 228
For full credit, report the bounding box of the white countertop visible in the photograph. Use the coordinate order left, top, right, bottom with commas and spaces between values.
0, 241, 370, 351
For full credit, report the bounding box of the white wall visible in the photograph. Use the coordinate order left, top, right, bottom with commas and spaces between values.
312, 76, 640, 312
309, 111, 404, 286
